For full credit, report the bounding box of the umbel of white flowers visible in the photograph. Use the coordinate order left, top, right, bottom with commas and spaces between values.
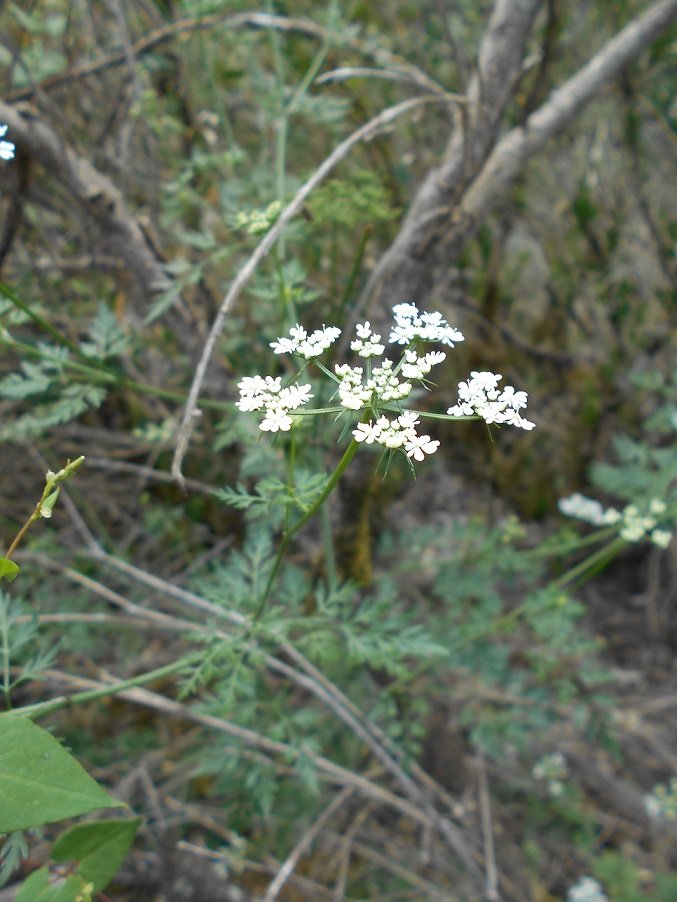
237, 303, 535, 465
558, 493, 672, 548
0, 125, 15, 161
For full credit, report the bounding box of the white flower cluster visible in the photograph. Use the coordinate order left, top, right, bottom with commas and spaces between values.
270, 323, 341, 359
532, 752, 568, 799
567, 877, 608, 902
335, 359, 411, 410
389, 302, 464, 347
0, 125, 15, 161
236, 375, 312, 433
234, 200, 282, 235
644, 777, 677, 821
559, 494, 672, 548
353, 411, 440, 461
350, 321, 385, 358
236, 305, 533, 457
446, 371, 535, 431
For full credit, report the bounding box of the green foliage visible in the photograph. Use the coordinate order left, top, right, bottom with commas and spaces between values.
50, 819, 141, 894
0, 831, 29, 888
0, 716, 123, 833
0, 590, 57, 704
215, 469, 328, 523
590, 369, 676, 504
0, 300, 130, 439
308, 169, 400, 227
2, 1, 675, 896
591, 851, 677, 902
13, 819, 140, 902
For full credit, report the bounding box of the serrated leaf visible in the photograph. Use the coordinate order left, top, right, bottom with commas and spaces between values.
0, 716, 123, 832
52, 817, 141, 893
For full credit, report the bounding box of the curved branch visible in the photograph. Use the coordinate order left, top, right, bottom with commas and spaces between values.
365, 0, 676, 315
0, 101, 170, 301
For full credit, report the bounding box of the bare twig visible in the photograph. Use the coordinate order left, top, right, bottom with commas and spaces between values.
0, 101, 171, 303
477, 751, 500, 902
7, 12, 445, 106
364, 0, 677, 314
85, 456, 217, 496
263, 787, 353, 900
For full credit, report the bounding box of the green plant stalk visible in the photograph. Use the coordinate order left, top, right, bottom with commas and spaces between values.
525, 526, 620, 558
0, 282, 83, 358
1, 607, 11, 708
549, 537, 626, 591
338, 225, 372, 320
5, 457, 85, 560
252, 436, 361, 622
321, 498, 338, 592
9, 653, 200, 721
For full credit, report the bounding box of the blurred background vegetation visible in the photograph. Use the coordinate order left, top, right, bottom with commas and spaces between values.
0, 1, 675, 899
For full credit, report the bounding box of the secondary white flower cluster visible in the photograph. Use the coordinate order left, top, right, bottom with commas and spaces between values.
270, 323, 341, 359
446, 371, 535, 431
567, 877, 608, 902
353, 411, 440, 461
389, 302, 464, 347
532, 752, 568, 799
559, 494, 672, 548
236, 375, 312, 433
644, 777, 677, 821
350, 321, 385, 358
0, 125, 15, 161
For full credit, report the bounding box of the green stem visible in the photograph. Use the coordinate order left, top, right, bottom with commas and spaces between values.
0, 282, 83, 357
252, 437, 361, 623
549, 537, 626, 590
10, 654, 199, 720
338, 225, 372, 319
321, 500, 338, 593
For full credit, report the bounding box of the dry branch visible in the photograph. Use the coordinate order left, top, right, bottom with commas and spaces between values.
0, 101, 170, 303
364, 0, 677, 315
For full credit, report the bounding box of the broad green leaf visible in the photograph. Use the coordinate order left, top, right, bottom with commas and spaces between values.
0, 716, 123, 832
52, 818, 141, 893
16, 867, 87, 902
0, 557, 19, 582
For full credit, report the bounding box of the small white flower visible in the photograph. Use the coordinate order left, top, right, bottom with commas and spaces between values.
270, 336, 297, 354
601, 508, 622, 525
649, 498, 666, 515
558, 494, 607, 526
405, 434, 440, 461
260, 407, 293, 432
353, 421, 383, 444
0, 125, 15, 161
397, 411, 420, 431
425, 350, 446, 367
567, 876, 608, 902
236, 393, 267, 412
270, 324, 340, 359
279, 383, 313, 409
650, 529, 671, 549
